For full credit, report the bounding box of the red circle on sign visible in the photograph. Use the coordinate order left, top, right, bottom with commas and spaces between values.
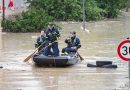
117, 39, 130, 61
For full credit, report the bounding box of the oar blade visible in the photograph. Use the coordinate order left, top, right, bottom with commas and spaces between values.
77, 52, 84, 61
24, 53, 33, 62
80, 57, 84, 61
23, 40, 57, 63
79, 55, 84, 61
23, 43, 41, 63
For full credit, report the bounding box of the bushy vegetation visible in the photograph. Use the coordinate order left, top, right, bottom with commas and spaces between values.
2, 0, 129, 32
2, 8, 53, 32
96, 0, 128, 18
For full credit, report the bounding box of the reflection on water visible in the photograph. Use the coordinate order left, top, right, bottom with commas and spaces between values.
0, 12, 130, 90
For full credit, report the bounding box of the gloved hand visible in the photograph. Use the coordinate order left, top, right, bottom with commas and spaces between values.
49, 42, 52, 45
71, 47, 77, 50
67, 38, 71, 42
38, 41, 43, 45
35, 43, 39, 48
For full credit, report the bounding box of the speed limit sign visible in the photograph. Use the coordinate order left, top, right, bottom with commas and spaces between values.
117, 39, 130, 61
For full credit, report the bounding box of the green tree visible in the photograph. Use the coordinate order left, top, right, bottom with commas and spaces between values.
2, 0, 129, 32
29, 0, 83, 21
96, 0, 128, 18
126, 0, 130, 12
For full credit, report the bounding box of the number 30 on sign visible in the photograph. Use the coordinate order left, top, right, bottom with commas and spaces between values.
117, 39, 130, 61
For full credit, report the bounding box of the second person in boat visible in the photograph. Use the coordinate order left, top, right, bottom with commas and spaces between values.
44, 23, 60, 56
62, 31, 81, 54
35, 30, 46, 52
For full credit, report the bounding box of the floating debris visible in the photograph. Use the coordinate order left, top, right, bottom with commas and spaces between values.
87, 61, 118, 68
0, 66, 3, 68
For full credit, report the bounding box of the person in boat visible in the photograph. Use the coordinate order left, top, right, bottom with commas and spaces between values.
35, 30, 46, 52
62, 31, 81, 54
44, 23, 60, 56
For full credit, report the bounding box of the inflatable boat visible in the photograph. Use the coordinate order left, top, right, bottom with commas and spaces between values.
33, 53, 80, 67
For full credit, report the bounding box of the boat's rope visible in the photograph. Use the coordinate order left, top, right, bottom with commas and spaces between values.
53, 56, 56, 67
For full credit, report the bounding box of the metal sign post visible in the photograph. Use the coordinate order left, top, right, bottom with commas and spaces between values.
2, 0, 5, 21
128, 39, 130, 87
83, 0, 85, 31
2, 0, 5, 31
128, 62, 130, 81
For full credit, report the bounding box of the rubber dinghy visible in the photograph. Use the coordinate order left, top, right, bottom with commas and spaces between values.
33, 53, 80, 67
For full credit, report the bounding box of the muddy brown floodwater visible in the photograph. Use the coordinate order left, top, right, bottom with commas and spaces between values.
0, 12, 130, 90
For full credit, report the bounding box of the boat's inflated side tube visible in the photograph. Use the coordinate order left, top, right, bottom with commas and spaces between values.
33, 53, 79, 67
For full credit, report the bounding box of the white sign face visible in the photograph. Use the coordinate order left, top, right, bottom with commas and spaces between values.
120, 43, 130, 58
117, 39, 130, 61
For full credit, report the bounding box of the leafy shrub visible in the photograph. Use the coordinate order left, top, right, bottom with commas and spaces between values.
2, 0, 129, 32
2, 8, 53, 32
96, 0, 128, 18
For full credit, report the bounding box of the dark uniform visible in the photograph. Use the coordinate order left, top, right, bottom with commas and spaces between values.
44, 27, 60, 56
62, 36, 81, 54
35, 35, 46, 52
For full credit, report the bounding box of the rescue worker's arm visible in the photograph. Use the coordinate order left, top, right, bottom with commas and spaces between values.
71, 38, 81, 50
37, 37, 43, 45
75, 39, 81, 49
35, 37, 40, 48
45, 30, 54, 45
45, 30, 50, 42
55, 29, 60, 39
65, 38, 71, 44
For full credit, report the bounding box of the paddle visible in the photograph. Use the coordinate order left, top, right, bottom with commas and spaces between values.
24, 41, 46, 62
36, 40, 57, 56
76, 51, 84, 61
24, 40, 57, 62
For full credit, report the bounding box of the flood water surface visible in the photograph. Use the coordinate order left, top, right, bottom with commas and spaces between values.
0, 12, 130, 90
